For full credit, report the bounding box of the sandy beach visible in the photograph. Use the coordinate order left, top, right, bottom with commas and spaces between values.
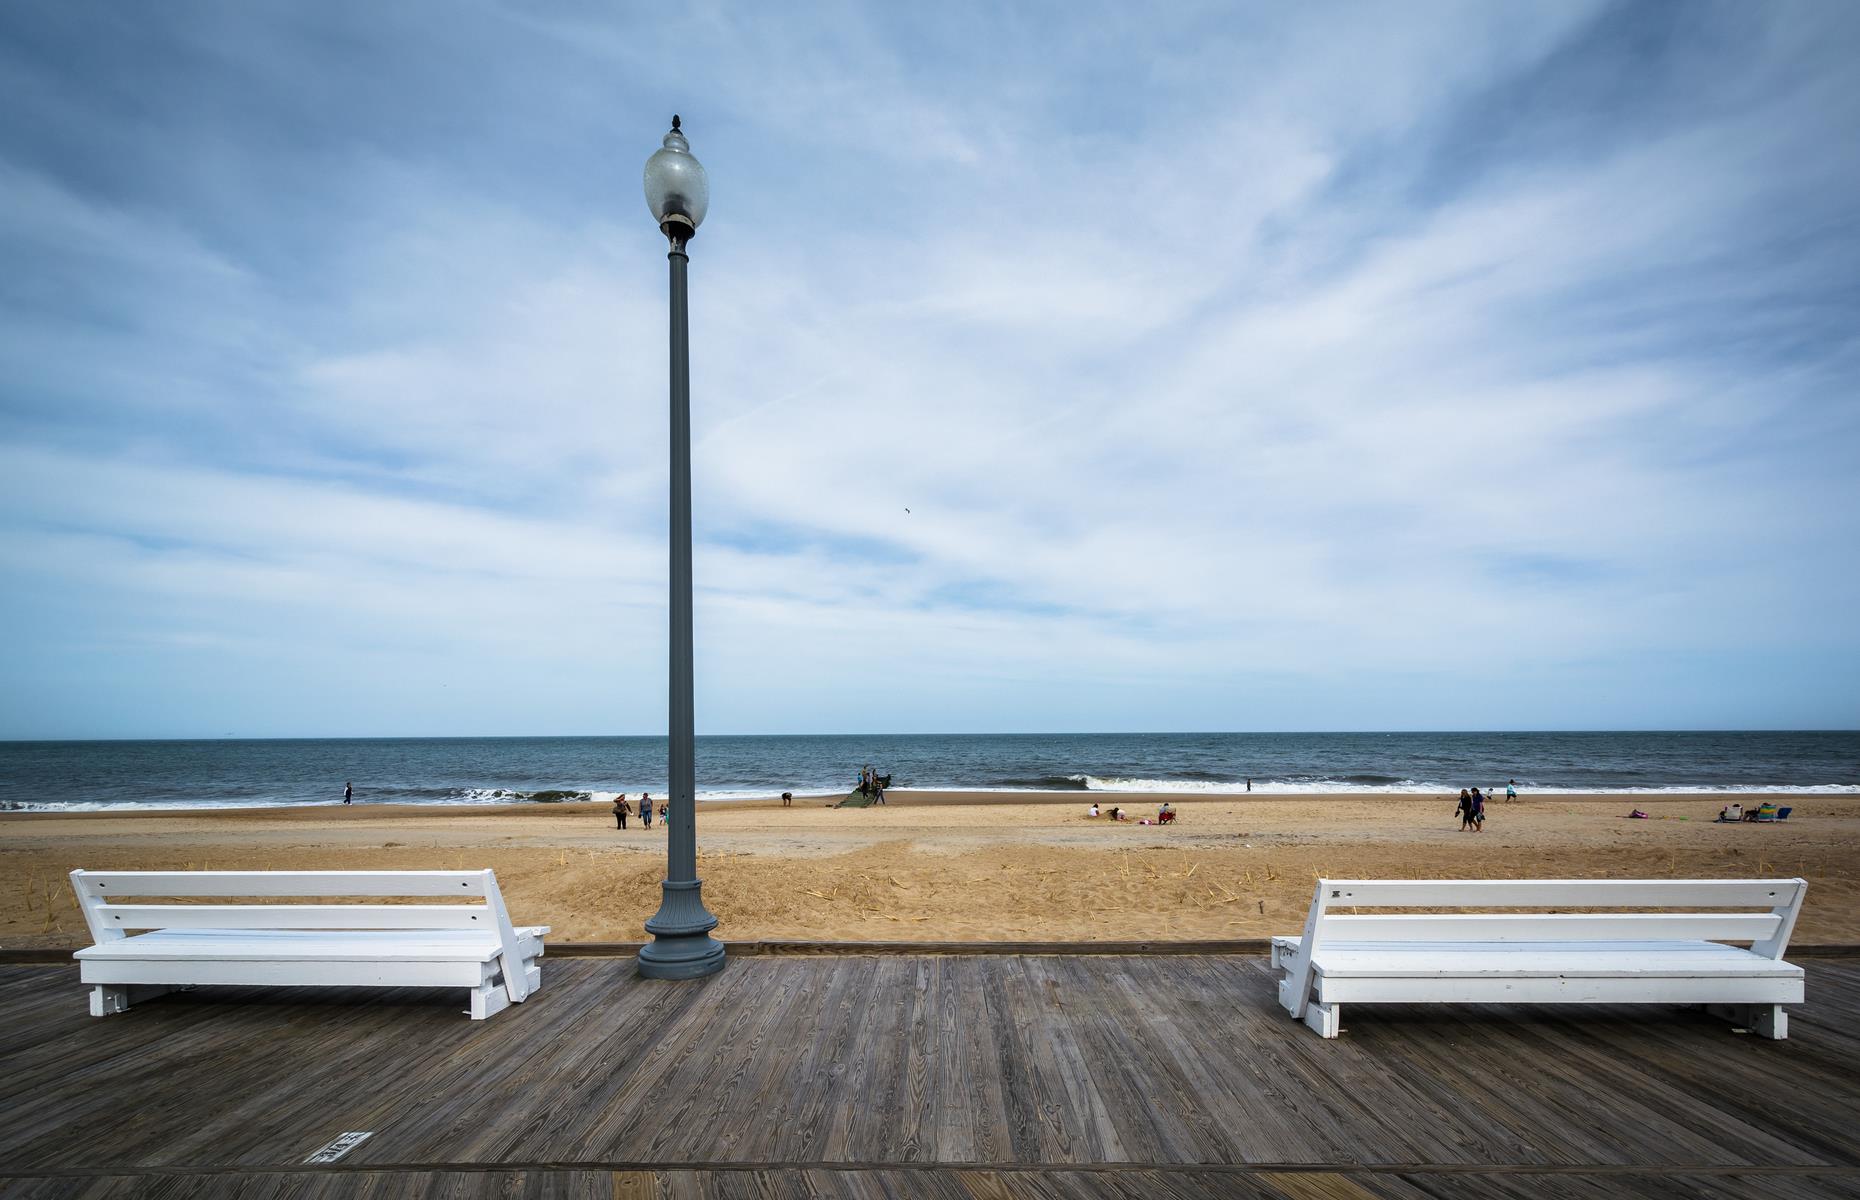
4, 789, 1857, 947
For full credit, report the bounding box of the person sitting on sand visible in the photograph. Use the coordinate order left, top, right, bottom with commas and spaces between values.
1109, 806, 1128, 822
1719, 803, 1743, 823
613, 794, 630, 830
1158, 801, 1175, 825
1088, 803, 1100, 818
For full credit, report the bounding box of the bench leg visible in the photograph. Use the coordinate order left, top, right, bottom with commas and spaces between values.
1752, 1006, 1788, 1040
89, 984, 176, 1017
469, 958, 542, 1019
468, 980, 511, 1021
1302, 1001, 1341, 1039
1707, 1003, 1788, 1040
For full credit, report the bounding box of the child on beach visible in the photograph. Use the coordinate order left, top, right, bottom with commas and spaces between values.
1506, 779, 1518, 803
1088, 803, 1100, 818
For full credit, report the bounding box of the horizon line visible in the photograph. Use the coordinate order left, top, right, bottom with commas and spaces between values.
4, 727, 1858, 745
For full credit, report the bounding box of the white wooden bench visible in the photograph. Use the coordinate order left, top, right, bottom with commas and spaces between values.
1271, 878, 1806, 1040
69, 870, 549, 1021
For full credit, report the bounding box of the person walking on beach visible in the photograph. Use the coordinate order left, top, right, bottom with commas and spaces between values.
613, 794, 629, 830
1246, 778, 1252, 793
343, 781, 352, 805
1470, 787, 1487, 832
1506, 779, 1518, 803
1456, 789, 1475, 831
640, 793, 652, 830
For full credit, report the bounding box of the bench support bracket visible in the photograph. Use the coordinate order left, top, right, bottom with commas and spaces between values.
90, 983, 180, 1017
1706, 1002, 1788, 1040
1302, 1001, 1341, 1039
468, 963, 542, 1021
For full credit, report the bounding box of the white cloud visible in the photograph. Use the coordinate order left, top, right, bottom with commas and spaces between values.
1, 2, 1856, 735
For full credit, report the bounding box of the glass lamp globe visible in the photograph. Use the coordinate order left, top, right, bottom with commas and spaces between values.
643, 116, 708, 237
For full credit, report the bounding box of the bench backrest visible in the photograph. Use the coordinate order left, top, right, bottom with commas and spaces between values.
68, 869, 531, 1000
1304, 878, 1807, 959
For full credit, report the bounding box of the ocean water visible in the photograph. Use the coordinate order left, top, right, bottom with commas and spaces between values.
0, 731, 1855, 812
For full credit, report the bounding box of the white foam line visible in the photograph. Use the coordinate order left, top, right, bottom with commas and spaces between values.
5, 782, 1852, 813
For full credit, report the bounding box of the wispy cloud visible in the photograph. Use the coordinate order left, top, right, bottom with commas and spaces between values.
1, 1, 1856, 737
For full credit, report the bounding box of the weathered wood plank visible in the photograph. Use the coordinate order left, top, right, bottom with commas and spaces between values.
2, 955, 1859, 1191
1, 1166, 1859, 1199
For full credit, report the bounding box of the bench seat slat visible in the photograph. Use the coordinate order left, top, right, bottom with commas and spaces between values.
76, 928, 549, 963
1316, 974, 1804, 1006
1274, 938, 1805, 979
81, 958, 496, 990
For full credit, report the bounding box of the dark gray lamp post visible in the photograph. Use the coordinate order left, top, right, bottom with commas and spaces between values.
638, 115, 725, 980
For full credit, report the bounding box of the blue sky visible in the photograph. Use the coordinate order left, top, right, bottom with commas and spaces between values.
2, 2, 1857, 738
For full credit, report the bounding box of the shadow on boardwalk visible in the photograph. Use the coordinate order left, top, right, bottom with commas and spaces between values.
2, 954, 1858, 1197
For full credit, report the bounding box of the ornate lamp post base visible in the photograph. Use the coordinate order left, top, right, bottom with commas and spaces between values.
638, 879, 725, 979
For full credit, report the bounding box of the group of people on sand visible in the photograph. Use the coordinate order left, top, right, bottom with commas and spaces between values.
610, 793, 667, 831
1453, 781, 1517, 831
856, 766, 887, 804
1086, 800, 1175, 826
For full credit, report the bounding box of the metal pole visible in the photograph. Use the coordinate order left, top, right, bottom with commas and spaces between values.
638, 236, 725, 980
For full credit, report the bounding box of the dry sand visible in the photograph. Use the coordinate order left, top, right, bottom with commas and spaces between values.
4, 790, 1857, 947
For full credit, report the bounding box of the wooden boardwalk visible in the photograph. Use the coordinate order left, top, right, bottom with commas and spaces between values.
2, 954, 1858, 1197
